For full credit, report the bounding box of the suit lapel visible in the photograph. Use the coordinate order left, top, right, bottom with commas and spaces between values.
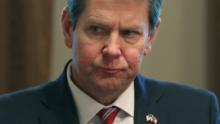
134, 75, 168, 124
38, 61, 80, 124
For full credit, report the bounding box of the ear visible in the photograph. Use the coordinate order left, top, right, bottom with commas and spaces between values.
144, 18, 161, 56
61, 7, 74, 48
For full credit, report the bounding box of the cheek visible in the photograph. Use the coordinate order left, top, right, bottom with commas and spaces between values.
78, 46, 95, 64
73, 32, 99, 68
124, 47, 145, 71
123, 38, 147, 64
76, 32, 103, 63
77, 43, 101, 71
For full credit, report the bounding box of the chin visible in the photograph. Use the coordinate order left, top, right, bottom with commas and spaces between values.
95, 77, 130, 91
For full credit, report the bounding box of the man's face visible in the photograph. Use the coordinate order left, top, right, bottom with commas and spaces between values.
63, 0, 157, 97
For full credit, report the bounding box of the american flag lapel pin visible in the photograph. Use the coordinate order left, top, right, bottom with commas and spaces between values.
146, 114, 158, 124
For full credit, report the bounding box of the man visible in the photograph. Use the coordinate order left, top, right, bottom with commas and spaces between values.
0, 0, 219, 124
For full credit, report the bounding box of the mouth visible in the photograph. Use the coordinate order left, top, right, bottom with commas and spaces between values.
98, 67, 124, 74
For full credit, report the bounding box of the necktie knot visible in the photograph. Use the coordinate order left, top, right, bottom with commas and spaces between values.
98, 106, 120, 124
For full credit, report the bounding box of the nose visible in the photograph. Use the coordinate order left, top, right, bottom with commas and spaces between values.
102, 33, 122, 59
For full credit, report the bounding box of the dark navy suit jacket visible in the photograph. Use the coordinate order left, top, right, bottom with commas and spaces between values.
0, 63, 220, 124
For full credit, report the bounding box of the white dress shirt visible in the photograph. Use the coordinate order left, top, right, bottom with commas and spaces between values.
66, 63, 134, 124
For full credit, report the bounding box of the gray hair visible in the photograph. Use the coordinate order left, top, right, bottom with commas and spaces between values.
66, 0, 163, 32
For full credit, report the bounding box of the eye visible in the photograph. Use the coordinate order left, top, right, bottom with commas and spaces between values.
121, 29, 141, 44
88, 25, 105, 34
122, 30, 140, 38
85, 25, 108, 40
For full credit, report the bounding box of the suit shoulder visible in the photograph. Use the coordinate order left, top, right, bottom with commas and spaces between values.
159, 80, 215, 98
0, 81, 57, 106
137, 74, 216, 99
0, 81, 59, 122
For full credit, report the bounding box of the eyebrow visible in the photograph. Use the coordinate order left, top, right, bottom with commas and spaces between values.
121, 27, 143, 32
85, 15, 145, 32
86, 15, 111, 26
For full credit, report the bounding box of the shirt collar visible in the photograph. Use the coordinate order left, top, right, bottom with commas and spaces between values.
66, 62, 134, 124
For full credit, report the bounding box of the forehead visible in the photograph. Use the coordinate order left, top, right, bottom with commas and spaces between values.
78, 0, 149, 27
85, 0, 149, 10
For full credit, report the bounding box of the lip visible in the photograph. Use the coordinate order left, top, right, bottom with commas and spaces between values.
98, 67, 123, 73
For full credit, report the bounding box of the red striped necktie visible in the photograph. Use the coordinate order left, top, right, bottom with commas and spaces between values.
98, 106, 120, 124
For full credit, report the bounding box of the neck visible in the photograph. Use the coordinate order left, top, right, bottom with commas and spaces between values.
73, 79, 129, 105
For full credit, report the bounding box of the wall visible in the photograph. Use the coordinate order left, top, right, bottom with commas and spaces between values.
50, 0, 71, 79
141, 0, 207, 88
